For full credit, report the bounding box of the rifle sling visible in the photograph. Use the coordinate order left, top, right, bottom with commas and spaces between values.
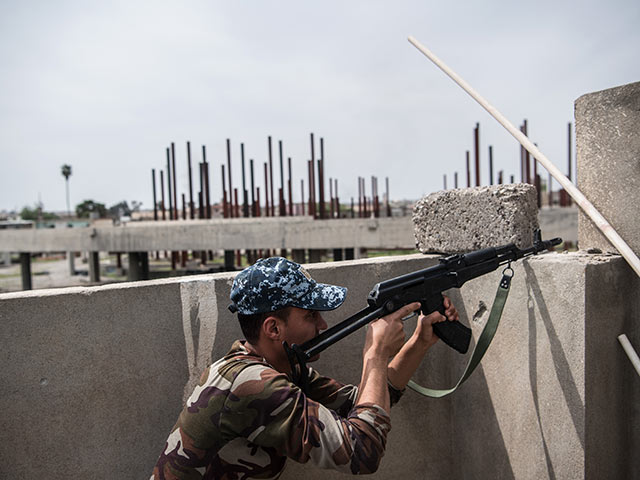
407, 268, 513, 398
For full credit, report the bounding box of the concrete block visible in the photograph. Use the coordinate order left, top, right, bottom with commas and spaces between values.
576, 81, 640, 253
413, 184, 539, 253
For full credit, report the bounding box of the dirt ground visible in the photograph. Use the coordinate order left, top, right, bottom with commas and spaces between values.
0, 253, 227, 294
0, 254, 101, 293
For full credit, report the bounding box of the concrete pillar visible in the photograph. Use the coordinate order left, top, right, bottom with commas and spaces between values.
19, 252, 32, 290
88, 252, 100, 283
308, 249, 325, 263
1, 252, 11, 266
292, 249, 306, 264
128, 252, 150, 281
576, 81, 640, 253
224, 250, 235, 271
67, 251, 75, 276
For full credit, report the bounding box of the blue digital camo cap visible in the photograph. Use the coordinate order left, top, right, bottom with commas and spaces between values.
228, 257, 347, 315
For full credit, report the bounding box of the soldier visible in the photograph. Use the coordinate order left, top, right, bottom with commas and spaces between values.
152, 257, 458, 479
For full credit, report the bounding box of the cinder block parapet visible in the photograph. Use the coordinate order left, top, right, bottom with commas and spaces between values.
576, 81, 640, 254
413, 184, 539, 253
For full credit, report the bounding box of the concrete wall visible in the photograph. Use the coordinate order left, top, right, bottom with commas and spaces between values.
0, 217, 416, 253
576, 81, 640, 253
1, 253, 637, 479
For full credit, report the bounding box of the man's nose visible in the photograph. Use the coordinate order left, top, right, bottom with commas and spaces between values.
317, 314, 328, 331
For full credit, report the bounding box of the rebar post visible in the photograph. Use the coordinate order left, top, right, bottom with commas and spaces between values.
226, 139, 233, 218
160, 170, 166, 220
171, 142, 178, 220
268, 136, 274, 217
241, 143, 249, 217
474, 122, 480, 186
166, 147, 173, 220
187, 141, 194, 219
489, 145, 494, 186
152, 169, 158, 221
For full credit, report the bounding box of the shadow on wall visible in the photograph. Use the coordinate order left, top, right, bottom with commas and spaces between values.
525, 263, 585, 480
448, 289, 515, 479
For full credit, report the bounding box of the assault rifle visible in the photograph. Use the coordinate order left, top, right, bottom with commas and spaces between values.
284, 231, 561, 390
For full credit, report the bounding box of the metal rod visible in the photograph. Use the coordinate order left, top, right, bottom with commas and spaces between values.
288, 157, 293, 216
198, 163, 204, 218
241, 143, 249, 217
221, 164, 227, 218
319, 137, 325, 219
465, 150, 470, 188
523, 120, 530, 184
268, 136, 275, 217
171, 142, 178, 220
226, 139, 233, 218
520, 124, 525, 182
489, 145, 494, 186
187, 141, 194, 219
279, 140, 285, 216
264, 162, 270, 217
152, 169, 158, 221
166, 147, 173, 220
474, 122, 480, 186
329, 177, 334, 218
310, 133, 316, 218
408, 35, 640, 278
160, 170, 166, 220
372, 176, 379, 217
308, 160, 314, 218
567, 122, 572, 182
250, 159, 256, 217
335, 178, 340, 218
385, 177, 391, 217
203, 146, 211, 219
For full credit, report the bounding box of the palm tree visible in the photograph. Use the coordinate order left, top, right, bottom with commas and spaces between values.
61, 164, 72, 218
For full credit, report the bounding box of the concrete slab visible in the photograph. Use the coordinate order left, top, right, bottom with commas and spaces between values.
413, 184, 539, 253
0, 217, 415, 253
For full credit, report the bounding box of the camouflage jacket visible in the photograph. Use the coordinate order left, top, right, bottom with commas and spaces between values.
152, 340, 400, 479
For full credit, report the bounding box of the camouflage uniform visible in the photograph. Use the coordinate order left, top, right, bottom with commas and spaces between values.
153, 257, 402, 479
152, 340, 401, 479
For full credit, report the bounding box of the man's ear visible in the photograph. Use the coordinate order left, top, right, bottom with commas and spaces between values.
262, 315, 283, 341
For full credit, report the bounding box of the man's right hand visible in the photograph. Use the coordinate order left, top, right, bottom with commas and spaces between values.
363, 302, 420, 360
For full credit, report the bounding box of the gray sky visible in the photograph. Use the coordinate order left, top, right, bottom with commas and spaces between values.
1, 0, 639, 213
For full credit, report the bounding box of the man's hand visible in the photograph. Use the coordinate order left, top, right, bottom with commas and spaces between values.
358, 302, 420, 412
413, 295, 459, 349
363, 302, 419, 360
387, 296, 460, 391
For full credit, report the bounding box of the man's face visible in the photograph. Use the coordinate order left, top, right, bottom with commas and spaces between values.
280, 307, 328, 360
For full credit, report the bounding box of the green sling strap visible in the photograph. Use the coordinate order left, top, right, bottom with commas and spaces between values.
407, 266, 514, 398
